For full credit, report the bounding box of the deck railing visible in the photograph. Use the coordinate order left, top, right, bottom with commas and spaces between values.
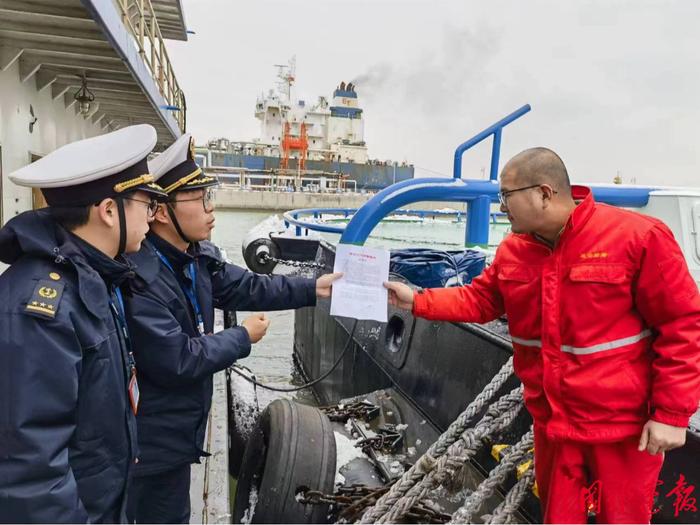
115, 0, 186, 133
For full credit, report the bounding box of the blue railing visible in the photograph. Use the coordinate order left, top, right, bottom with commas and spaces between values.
282, 207, 508, 237
453, 104, 531, 181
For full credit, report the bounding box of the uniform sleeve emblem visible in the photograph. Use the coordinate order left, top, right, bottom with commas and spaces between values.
25, 280, 65, 318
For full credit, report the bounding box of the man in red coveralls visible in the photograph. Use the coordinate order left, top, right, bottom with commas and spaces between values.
385, 147, 700, 523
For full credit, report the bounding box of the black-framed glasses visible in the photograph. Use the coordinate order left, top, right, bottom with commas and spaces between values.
173, 188, 215, 211
123, 196, 159, 217
498, 184, 557, 207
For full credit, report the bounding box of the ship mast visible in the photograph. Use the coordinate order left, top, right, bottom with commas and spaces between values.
273, 55, 296, 102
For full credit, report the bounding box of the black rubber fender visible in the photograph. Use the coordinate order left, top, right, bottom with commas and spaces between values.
242, 238, 280, 274
233, 399, 337, 524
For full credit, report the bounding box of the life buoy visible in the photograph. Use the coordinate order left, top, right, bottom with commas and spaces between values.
233, 399, 337, 524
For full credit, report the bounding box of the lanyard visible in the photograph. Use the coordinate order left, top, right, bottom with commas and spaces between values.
110, 286, 136, 376
154, 248, 204, 334
111, 287, 140, 415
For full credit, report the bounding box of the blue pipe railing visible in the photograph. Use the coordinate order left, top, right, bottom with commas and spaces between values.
339, 178, 500, 245
453, 104, 531, 181
283, 185, 657, 241
282, 206, 509, 236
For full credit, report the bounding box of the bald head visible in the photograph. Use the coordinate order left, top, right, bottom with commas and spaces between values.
502, 147, 570, 192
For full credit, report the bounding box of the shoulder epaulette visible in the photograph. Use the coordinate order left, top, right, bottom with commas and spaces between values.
24, 274, 65, 319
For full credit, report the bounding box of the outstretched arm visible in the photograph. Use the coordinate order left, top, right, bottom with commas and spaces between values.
386, 262, 505, 324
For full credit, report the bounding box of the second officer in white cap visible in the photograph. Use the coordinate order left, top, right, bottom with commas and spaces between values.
0, 124, 167, 524
122, 134, 340, 523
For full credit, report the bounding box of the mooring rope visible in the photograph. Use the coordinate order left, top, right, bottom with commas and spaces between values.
374, 387, 525, 524
358, 357, 517, 523
483, 461, 537, 524
449, 428, 535, 524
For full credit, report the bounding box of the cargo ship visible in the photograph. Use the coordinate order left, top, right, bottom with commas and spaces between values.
196, 58, 415, 192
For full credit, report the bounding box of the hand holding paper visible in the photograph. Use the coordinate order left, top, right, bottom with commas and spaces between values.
330, 244, 390, 322
316, 272, 343, 298
384, 281, 415, 310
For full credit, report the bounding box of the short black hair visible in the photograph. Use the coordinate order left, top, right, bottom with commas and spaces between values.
503, 147, 571, 190
48, 197, 136, 231
48, 204, 93, 231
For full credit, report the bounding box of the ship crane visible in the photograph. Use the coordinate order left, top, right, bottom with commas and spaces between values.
280, 121, 308, 171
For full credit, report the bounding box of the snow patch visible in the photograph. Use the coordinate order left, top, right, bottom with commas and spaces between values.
344, 419, 354, 434
333, 431, 368, 485
241, 486, 258, 524
230, 372, 260, 440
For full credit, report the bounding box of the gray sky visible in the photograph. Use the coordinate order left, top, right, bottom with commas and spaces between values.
168, 0, 699, 186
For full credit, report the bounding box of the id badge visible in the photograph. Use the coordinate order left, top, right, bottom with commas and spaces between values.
128, 372, 140, 415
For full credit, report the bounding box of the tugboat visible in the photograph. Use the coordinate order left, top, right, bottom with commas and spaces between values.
232, 105, 700, 524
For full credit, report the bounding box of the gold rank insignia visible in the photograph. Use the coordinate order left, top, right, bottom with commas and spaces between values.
25, 279, 65, 318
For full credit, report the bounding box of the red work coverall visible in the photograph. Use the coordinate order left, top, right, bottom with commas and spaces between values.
413, 186, 700, 523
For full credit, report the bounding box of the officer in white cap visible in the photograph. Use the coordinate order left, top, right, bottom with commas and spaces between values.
122, 134, 340, 523
0, 124, 167, 524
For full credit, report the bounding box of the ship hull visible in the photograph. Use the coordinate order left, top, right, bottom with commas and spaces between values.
210, 153, 414, 191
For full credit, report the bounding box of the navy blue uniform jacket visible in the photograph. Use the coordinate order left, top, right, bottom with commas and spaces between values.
0, 210, 138, 523
123, 233, 316, 476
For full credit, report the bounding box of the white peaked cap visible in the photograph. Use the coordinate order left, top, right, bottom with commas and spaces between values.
149, 132, 192, 179
150, 133, 217, 194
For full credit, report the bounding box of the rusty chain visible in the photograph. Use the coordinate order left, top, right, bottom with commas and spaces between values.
356, 427, 403, 454
319, 401, 381, 423
259, 251, 327, 270
297, 484, 451, 524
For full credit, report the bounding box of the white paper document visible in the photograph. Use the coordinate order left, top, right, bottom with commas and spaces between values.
330, 244, 390, 322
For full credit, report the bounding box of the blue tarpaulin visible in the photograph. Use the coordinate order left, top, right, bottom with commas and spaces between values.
390, 248, 486, 288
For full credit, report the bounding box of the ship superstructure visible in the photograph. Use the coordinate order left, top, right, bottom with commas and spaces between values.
253, 57, 368, 164
200, 58, 413, 191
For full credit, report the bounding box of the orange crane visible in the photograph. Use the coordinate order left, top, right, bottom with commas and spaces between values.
280, 122, 308, 170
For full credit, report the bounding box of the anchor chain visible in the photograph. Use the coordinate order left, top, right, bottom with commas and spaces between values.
297, 484, 452, 524
356, 426, 404, 454
319, 401, 381, 423
259, 251, 326, 270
